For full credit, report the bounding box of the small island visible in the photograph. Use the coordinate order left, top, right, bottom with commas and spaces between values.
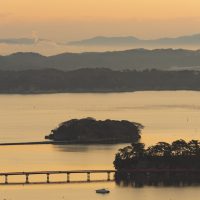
45, 117, 143, 144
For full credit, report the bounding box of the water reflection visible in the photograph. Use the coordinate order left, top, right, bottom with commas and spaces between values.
53, 145, 90, 152
115, 171, 200, 188
53, 144, 126, 152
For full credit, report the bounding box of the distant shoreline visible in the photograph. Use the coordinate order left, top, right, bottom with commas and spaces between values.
0, 89, 200, 95
1, 68, 200, 93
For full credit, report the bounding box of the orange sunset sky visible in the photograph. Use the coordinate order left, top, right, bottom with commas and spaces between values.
1, 0, 200, 41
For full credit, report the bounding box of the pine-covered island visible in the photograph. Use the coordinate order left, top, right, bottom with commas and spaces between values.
45, 118, 143, 144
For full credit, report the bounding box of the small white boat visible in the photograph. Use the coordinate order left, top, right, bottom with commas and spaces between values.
96, 188, 110, 194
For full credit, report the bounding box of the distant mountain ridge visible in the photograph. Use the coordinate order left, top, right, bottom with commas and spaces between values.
2, 33, 200, 47
68, 34, 200, 46
67, 36, 140, 45
1, 49, 200, 71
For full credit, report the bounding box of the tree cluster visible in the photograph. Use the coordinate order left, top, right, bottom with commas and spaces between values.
114, 139, 200, 170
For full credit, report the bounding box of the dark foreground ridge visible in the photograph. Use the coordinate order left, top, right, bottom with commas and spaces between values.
1, 68, 200, 93
114, 139, 200, 187
45, 117, 143, 143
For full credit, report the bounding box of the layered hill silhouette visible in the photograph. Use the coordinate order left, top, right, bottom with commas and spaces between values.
1, 49, 200, 71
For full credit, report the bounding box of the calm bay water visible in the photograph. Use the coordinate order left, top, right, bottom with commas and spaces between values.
1, 91, 200, 199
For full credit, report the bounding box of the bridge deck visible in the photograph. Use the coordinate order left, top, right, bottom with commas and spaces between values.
0, 170, 116, 176
0, 170, 116, 185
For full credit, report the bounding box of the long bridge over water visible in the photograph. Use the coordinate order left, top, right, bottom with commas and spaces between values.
1, 169, 200, 185
0, 170, 116, 185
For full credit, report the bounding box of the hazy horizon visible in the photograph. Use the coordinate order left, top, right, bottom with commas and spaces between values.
1, 0, 200, 55
2, 0, 200, 40
1, 33, 200, 56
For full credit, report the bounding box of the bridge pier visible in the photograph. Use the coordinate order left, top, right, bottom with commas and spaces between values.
25, 174, 29, 184
67, 173, 70, 182
87, 172, 90, 182
47, 174, 50, 183
5, 175, 8, 184
107, 172, 111, 181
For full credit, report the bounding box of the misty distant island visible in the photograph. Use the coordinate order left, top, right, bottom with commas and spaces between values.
45, 118, 143, 144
